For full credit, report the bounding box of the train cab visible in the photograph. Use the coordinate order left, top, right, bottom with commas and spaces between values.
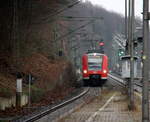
82, 52, 108, 86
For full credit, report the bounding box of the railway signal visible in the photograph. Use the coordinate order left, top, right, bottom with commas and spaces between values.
99, 42, 104, 46
118, 49, 125, 57
99, 40, 104, 54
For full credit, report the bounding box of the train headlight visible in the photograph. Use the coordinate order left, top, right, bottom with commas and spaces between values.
103, 70, 107, 74
83, 70, 87, 74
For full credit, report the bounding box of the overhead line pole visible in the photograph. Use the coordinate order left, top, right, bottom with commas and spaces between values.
130, 0, 135, 110
125, 0, 128, 41
127, 0, 135, 110
125, 0, 130, 99
127, 0, 131, 108
128, 0, 131, 55
142, 0, 149, 121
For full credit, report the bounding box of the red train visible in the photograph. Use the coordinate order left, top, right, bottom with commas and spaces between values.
82, 52, 108, 86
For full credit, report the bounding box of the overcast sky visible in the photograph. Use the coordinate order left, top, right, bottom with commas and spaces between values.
84, 0, 143, 18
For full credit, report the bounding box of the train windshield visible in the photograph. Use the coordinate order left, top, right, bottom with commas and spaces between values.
88, 55, 102, 70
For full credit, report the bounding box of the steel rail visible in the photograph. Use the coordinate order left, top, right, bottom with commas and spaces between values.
109, 74, 143, 87
108, 74, 126, 87
22, 87, 89, 122
108, 74, 150, 94
135, 82, 142, 87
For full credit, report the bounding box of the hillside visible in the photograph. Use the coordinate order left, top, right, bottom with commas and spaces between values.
0, 0, 77, 101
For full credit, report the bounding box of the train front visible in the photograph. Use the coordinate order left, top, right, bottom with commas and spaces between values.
82, 53, 108, 86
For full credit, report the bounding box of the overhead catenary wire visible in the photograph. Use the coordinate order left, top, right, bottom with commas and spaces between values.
59, 16, 104, 19
40, 1, 81, 23
30, 1, 81, 24
54, 20, 95, 42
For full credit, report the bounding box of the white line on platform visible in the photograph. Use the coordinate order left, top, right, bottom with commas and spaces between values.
86, 93, 116, 122
135, 92, 142, 99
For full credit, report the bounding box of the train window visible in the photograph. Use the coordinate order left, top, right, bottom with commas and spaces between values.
88, 55, 102, 70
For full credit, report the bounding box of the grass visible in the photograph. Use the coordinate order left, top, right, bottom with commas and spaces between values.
0, 88, 13, 98
24, 85, 45, 103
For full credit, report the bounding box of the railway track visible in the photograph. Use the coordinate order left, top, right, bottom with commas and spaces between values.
57, 75, 135, 122
109, 73, 143, 89
12, 87, 90, 122
108, 73, 144, 97
108, 74, 126, 87
13, 74, 137, 122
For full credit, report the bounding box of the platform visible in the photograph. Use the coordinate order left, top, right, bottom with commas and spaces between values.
58, 88, 142, 122
85, 92, 141, 122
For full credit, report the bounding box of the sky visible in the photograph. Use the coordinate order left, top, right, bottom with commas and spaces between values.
83, 0, 143, 18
